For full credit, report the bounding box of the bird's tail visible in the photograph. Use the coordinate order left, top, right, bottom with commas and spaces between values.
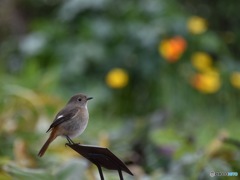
38, 130, 57, 157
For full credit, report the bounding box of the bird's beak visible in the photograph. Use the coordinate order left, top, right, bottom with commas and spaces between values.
87, 97, 93, 101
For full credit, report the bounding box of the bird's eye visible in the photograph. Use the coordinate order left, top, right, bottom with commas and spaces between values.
78, 98, 82, 102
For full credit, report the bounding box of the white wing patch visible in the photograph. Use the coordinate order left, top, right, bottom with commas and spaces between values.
56, 115, 64, 119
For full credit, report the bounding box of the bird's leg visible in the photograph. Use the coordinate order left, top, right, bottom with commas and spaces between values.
66, 136, 75, 145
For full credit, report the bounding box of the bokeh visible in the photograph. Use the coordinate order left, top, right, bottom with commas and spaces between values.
1, 0, 240, 179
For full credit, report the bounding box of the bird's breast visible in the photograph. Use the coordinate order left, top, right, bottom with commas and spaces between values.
60, 109, 89, 138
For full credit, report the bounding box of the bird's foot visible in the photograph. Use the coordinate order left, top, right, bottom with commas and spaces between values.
66, 136, 75, 145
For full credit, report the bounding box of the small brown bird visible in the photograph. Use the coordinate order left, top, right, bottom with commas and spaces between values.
38, 93, 93, 157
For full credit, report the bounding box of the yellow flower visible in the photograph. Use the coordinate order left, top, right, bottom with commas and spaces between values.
192, 70, 221, 93
191, 52, 212, 72
230, 72, 240, 89
187, 16, 207, 34
106, 68, 129, 89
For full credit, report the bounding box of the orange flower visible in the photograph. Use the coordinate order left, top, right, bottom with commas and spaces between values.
159, 36, 187, 62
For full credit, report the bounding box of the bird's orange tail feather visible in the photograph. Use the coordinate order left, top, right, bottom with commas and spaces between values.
38, 130, 57, 157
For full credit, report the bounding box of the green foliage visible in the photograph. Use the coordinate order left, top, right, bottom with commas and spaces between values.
1, 0, 240, 179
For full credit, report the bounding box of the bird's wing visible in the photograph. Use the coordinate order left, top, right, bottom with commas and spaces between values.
46, 107, 79, 133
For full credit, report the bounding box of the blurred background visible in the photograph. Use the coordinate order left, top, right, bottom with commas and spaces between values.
0, 0, 240, 179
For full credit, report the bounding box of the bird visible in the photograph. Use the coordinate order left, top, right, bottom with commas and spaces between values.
38, 93, 93, 157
